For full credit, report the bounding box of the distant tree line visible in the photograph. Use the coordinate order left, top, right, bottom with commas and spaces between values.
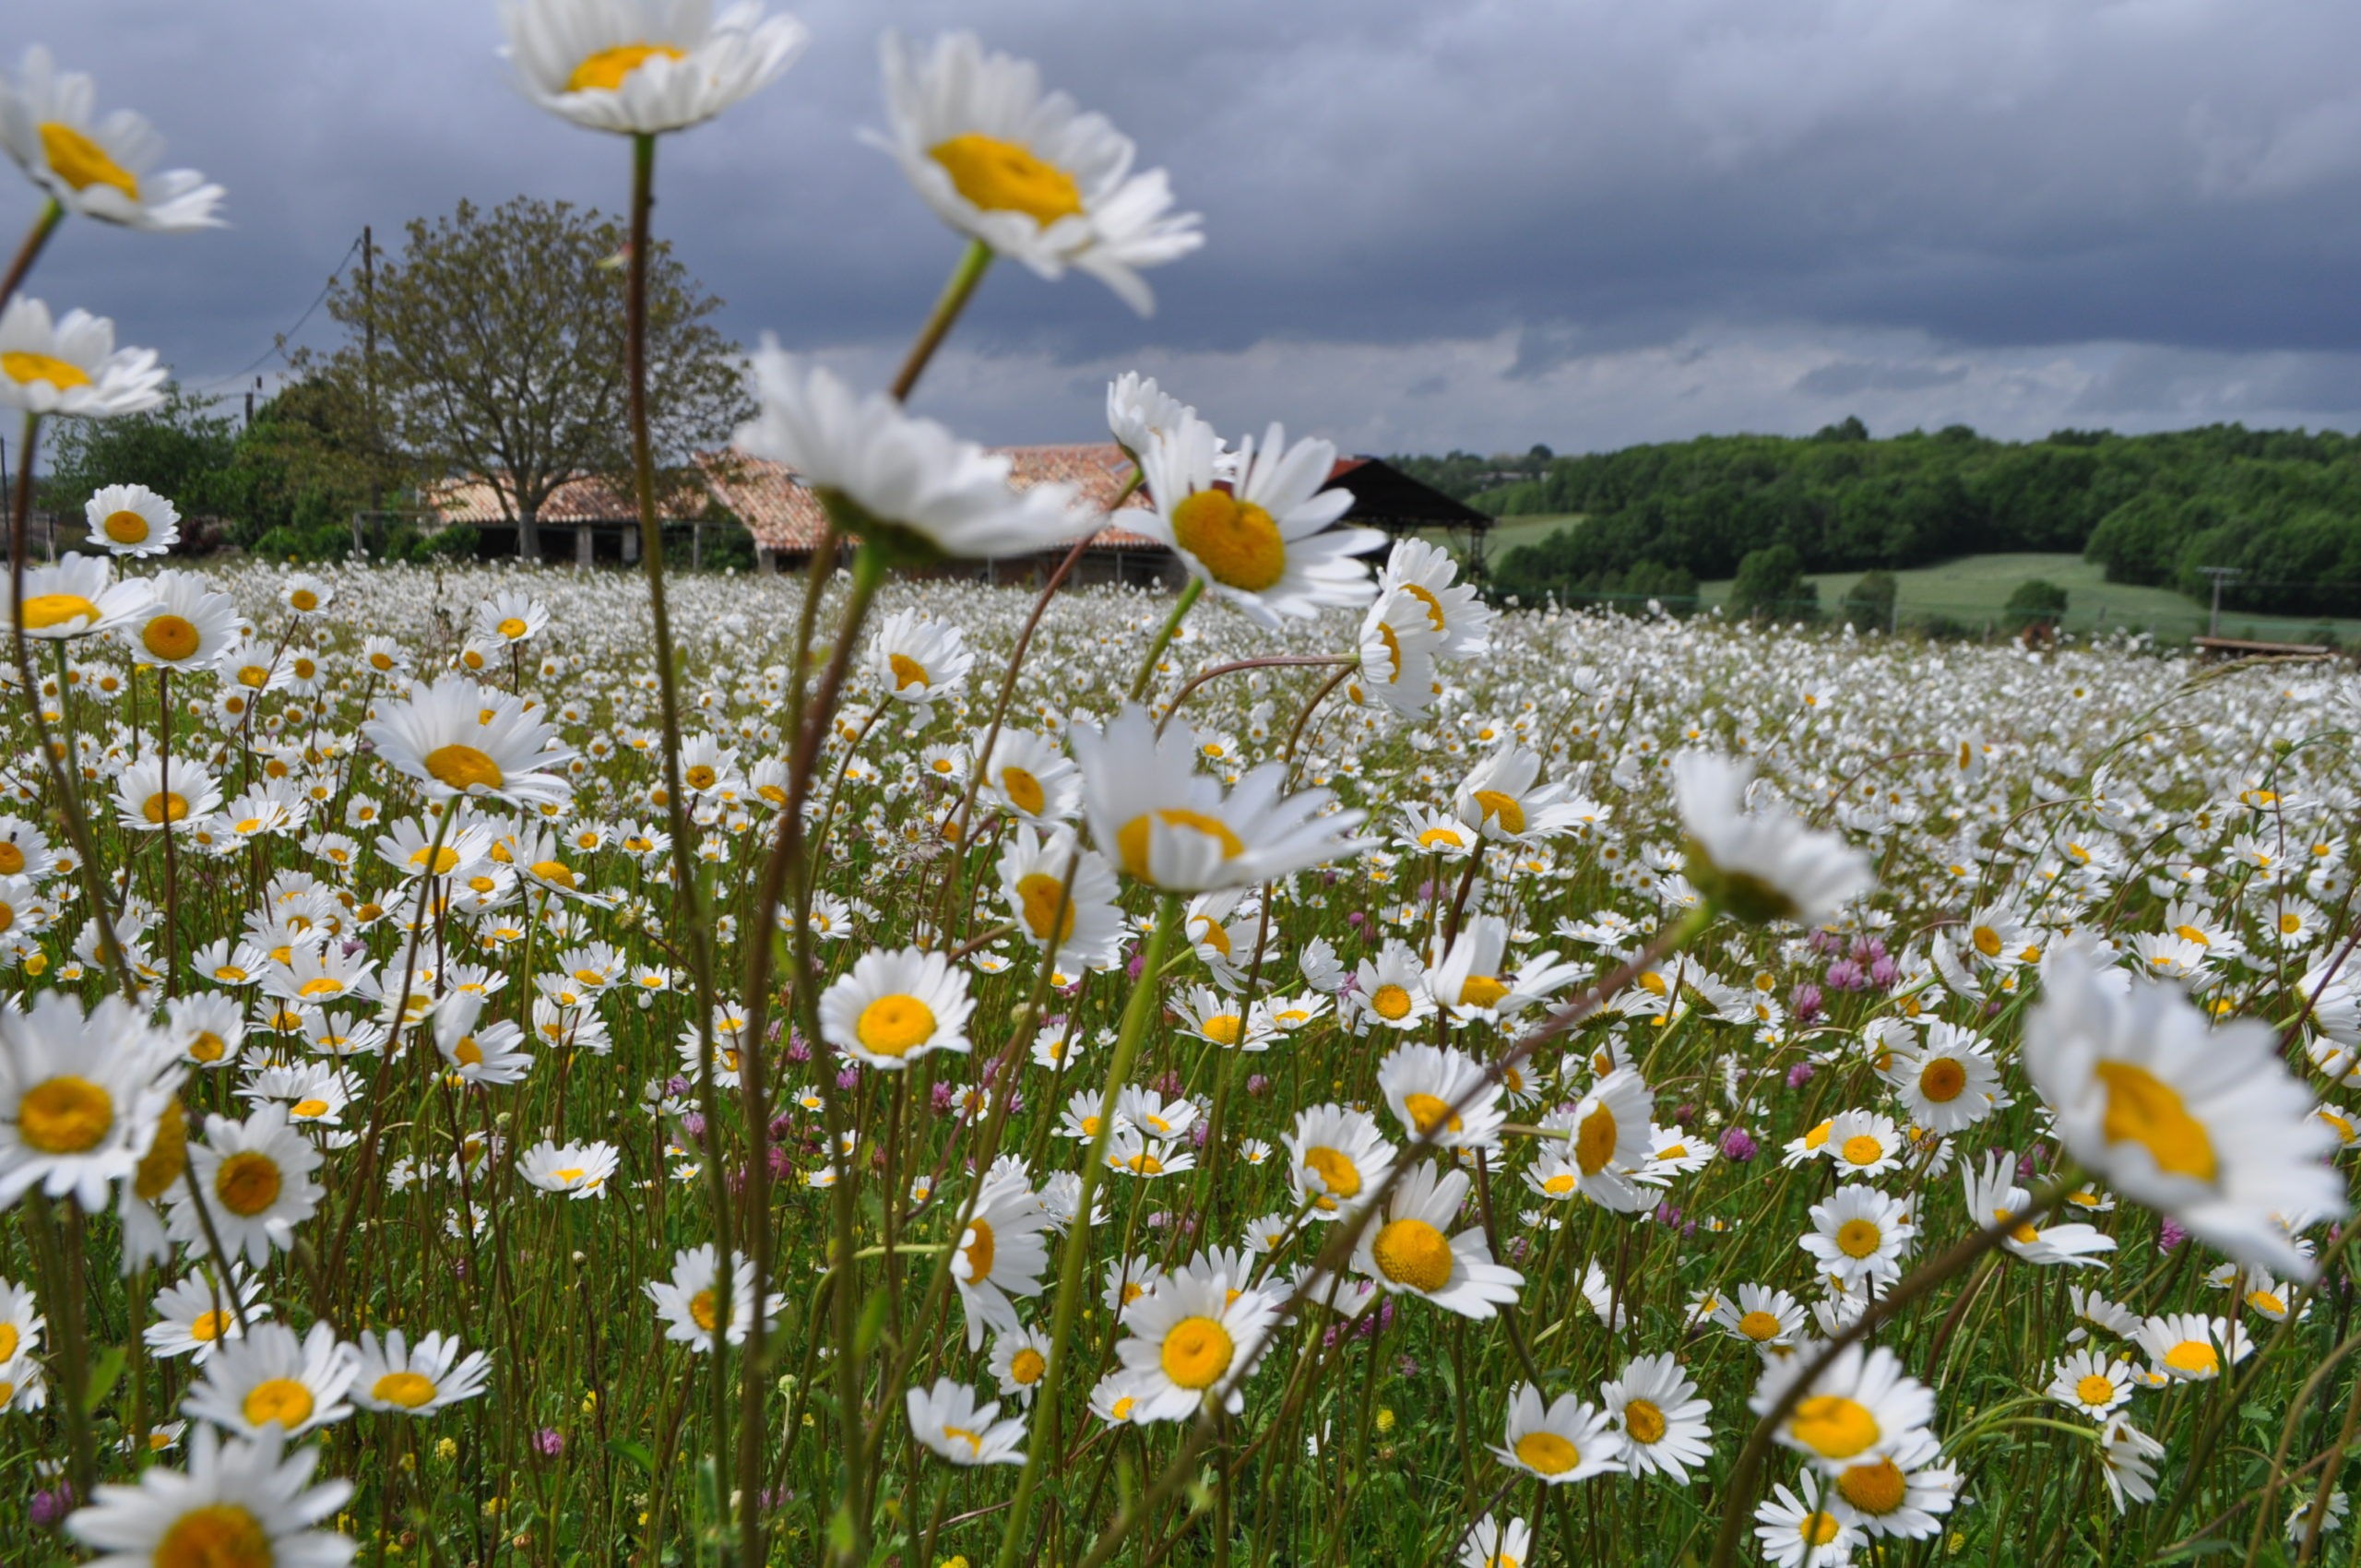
1392, 420, 2361, 618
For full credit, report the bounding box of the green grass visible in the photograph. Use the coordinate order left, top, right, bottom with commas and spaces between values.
1411, 514, 1581, 561
1695, 552, 2361, 644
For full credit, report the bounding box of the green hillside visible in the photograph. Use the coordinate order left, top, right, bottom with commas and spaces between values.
1694, 552, 2361, 643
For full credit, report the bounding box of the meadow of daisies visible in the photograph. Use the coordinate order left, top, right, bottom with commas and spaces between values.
4, 8, 2361, 1568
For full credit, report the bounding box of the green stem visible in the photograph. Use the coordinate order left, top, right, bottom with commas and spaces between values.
891, 240, 994, 403
994, 896, 1180, 1568
1128, 577, 1204, 704
0, 197, 61, 312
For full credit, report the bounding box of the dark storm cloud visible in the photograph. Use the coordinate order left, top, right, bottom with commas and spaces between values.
13, 1, 2361, 449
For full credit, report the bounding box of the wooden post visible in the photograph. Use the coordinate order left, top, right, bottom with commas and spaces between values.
575, 527, 593, 569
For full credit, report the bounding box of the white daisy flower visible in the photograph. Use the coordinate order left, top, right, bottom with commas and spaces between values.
0, 47, 224, 229
870, 31, 1202, 315
84, 481, 180, 556
1137, 411, 1382, 628
1070, 705, 1367, 892
1352, 1161, 1523, 1319
1601, 1351, 1714, 1483
1491, 1381, 1623, 1483
3, 552, 157, 643
2026, 941, 2346, 1280
1111, 1267, 1281, 1420
1672, 752, 1874, 923
168, 1104, 327, 1267
350, 1329, 492, 1415
905, 1377, 1026, 1467
0, 991, 180, 1211
361, 674, 577, 809
0, 297, 166, 417
818, 944, 974, 1071
500, 0, 808, 135
181, 1320, 359, 1439
645, 1244, 783, 1354
145, 1270, 270, 1365
64, 1426, 352, 1567
733, 349, 1086, 559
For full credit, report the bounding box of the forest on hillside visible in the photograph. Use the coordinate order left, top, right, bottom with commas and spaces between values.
1393, 420, 2361, 617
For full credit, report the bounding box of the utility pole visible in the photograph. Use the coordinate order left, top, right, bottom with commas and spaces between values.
362, 225, 381, 550
2200, 565, 2241, 638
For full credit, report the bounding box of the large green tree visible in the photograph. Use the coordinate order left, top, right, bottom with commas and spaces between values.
299, 196, 748, 559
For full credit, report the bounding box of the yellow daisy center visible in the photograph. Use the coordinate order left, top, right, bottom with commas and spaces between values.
1010, 1347, 1046, 1384
1370, 983, 1415, 1021
856, 993, 936, 1057
1513, 1431, 1580, 1476
1302, 1145, 1362, 1201
1401, 1091, 1461, 1138
1834, 1218, 1882, 1259
1370, 1216, 1454, 1292
19, 592, 101, 631
243, 1377, 316, 1429
190, 1309, 231, 1344
1840, 1134, 1884, 1167
1790, 1395, 1880, 1460
2165, 1338, 2218, 1375
40, 121, 140, 199
156, 1504, 271, 1568
1472, 790, 1525, 835
1917, 1058, 1966, 1103
1418, 826, 1465, 849
2075, 1372, 2118, 1407
567, 42, 685, 94
999, 765, 1047, 815
1837, 1456, 1906, 1516
18, 1075, 113, 1153
410, 845, 461, 874
929, 133, 1085, 225
1800, 1512, 1841, 1547
497, 616, 528, 639
685, 764, 717, 790
374, 1371, 438, 1408
1115, 807, 1244, 883
1403, 581, 1447, 631
1014, 873, 1076, 944
689, 1288, 720, 1333
1459, 974, 1510, 1008
888, 652, 931, 690
1169, 489, 1287, 593
136, 1102, 189, 1201
963, 1218, 996, 1281
1624, 1398, 1667, 1445
1199, 1013, 1241, 1046
214, 1150, 283, 1217
1158, 1313, 1235, 1390
2094, 1061, 2216, 1182
143, 791, 189, 824
425, 743, 504, 792
1737, 1309, 1783, 1341
1576, 1103, 1619, 1175
103, 509, 151, 544
3, 351, 91, 391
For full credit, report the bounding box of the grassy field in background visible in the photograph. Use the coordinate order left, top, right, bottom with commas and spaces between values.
1690, 552, 2361, 642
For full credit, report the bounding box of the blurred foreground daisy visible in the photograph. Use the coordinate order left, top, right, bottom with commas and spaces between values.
0, 46, 224, 229
1672, 752, 1873, 924
907, 1377, 1026, 1467
734, 350, 1086, 560
2025, 942, 2345, 1279
0, 297, 166, 418
501, 0, 808, 136
871, 32, 1202, 315
65, 1425, 351, 1567
1071, 706, 1366, 892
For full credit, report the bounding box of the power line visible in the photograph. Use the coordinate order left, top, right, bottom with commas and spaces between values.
184, 232, 365, 395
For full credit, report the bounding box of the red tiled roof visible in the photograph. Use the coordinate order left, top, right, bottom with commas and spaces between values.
707, 442, 1162, 554
430, 473, 644, 527
432, 444, 1172, 555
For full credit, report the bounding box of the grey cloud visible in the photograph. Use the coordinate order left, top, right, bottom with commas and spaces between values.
1794, 360, 1971, 398
14, 0, 2361, 449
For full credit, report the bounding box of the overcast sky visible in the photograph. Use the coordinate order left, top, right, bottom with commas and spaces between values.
18, 0, 2361, 457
